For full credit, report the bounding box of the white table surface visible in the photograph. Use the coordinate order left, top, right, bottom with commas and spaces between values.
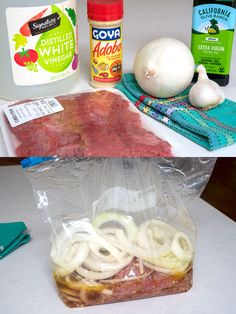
0, 164, 236, 314
0, 0, 236, 157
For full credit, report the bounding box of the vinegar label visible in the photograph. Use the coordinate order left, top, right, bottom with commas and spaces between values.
6, 0, 78, 86
90, 25, 122, 83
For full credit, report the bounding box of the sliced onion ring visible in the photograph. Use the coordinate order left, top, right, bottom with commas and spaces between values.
92, 212, 138, 241
143, 260, 190, 275
136, 219, 175, 250
97, 228, 128, 255
51, 240, 89, 276
116, 229, 171, 260
83, 253, 133, 272
50, 214, 194, 281
171, 232, 193, 261
72, 230, 125, 263
88, 237, 125, 263
76, 265, 120, 280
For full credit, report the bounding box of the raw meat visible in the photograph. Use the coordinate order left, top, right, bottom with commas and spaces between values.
54, 259, 192, 308
6, 90, 173, 157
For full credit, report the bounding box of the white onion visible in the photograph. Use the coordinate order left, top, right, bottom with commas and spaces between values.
171, 232, 194, 261
61, 242, 89, 267
116, 229, 171, 260
88, 240, 124, 263
134, 37, 195, 98
75, 266, 120, 281
51, 236, 89, 276
81, 227, 133, 279
50, 213, 194, 279
92, 212, 138, 241
145, 252, 187, 270
83, 253, 133, 272
88, 234, 125, 263
136, 219, 176, 250
143, 260, 190, 275
97, 227, 127, 251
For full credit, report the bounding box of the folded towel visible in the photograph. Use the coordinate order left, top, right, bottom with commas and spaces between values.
116, 73, 236, 151
0, 222, 30, 259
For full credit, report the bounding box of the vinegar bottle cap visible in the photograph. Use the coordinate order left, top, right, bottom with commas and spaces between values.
87, 0, 123, 22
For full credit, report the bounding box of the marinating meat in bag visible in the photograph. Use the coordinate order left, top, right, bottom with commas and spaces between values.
51, 212, 194, 308
22, 158, 216, 308
5, 90, 173, 157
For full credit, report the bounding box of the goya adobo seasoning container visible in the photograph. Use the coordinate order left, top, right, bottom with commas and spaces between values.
0, 0, 79, 100
87, 0, 123, 88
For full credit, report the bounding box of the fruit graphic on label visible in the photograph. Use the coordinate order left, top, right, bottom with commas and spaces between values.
35, 5, 76, 73
20, 8, 48, 37
72, 53, 79, 70
14, 48, 38, 66
208, 28, 217, 34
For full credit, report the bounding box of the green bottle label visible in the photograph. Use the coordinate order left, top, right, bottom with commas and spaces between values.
6, 0, 78, 86
191, 4, 236, 75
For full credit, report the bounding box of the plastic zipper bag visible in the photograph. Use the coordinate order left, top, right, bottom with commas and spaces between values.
23, 157, 216, 308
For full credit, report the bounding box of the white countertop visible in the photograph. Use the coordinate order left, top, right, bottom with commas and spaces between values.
0, 0, 236, 157
0, 164, 236, 314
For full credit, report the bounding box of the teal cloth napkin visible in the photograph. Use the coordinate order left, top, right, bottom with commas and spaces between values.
0, 222, 30, 259
116, 73, 236, 151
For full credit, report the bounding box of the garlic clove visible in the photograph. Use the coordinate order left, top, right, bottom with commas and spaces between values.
189, 64, 225, 110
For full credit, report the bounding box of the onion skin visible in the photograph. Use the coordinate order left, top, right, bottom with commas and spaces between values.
134, 37, 195, 98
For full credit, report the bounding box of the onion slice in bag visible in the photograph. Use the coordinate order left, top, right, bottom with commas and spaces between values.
136, 219, 176, 249
76, 266, 121, 281
51, 238, 90, 276
83, 253, 133, 272
92, 212, 138, 241
116, 229, 171, 260
171, 231, 194, 261
50, 213, 194, 279
143, 260, 190, 275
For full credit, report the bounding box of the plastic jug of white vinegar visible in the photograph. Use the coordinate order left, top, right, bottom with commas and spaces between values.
0, 0, 79, 100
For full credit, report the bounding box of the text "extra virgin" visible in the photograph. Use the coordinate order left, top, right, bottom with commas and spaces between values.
92, 27, 121, 41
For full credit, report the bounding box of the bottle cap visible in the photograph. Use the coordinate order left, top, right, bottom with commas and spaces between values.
87, 0, 123, 22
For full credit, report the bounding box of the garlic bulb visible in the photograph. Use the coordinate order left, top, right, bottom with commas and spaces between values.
189, 65, 225, 110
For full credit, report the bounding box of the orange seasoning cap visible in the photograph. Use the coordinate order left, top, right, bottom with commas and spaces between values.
87, 0, 124, 22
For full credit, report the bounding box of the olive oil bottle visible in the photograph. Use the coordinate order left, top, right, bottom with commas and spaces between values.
191, 0, 236, 86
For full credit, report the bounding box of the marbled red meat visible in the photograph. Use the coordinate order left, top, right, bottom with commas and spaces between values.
7, 91, 173, 157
